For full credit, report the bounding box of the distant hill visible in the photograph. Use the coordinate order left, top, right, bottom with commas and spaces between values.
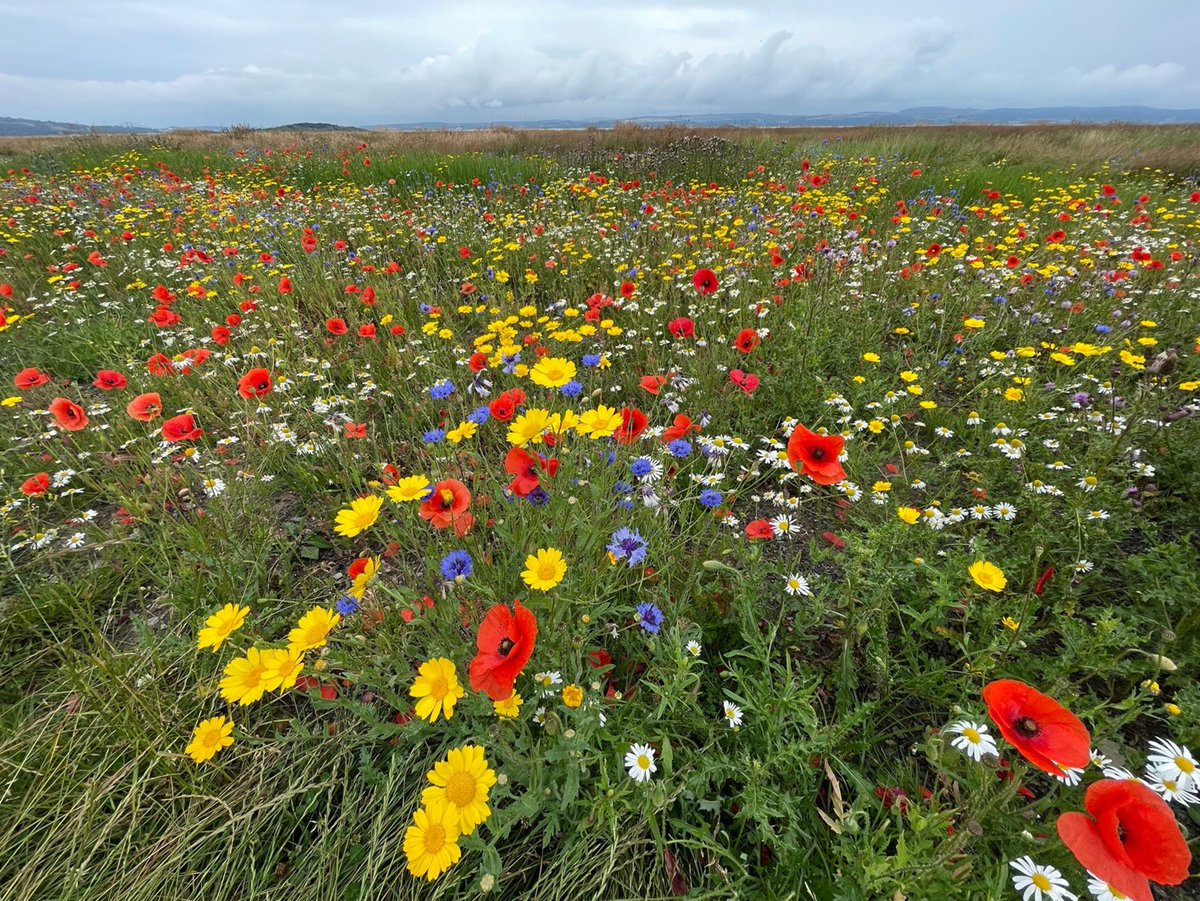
0, 116, 159, 137
371, 106, 1200, 130
260, 122, 367, 132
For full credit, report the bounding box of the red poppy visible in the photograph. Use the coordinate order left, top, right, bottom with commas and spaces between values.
347, 557, 374, 581
468, 599, 537, 701
728, 369, 759, 394
162, 413, 203, 443
357, 323, 376, 339
126, 392, 162, 422
148, 306, 181, 328
92, 370, 127, 391
668, 317, 695, 339
639, 374, 668, 395
237, 367, 272, 400
14, 367, 50, 390
619, 281, 636, 298
733, 328, 760, 354
745, 519, 773, 540
661, 414, 700, 444
326, 318, 348, 336
614, 407, 648, 444
786, 424, 846, 485
419, 479, 474, 537
468, 352, 488, 372
489, 388, 525, 422
504, 447, 545, 497
692, 268, 719, 295
146, 353, 174, 377
344, 422, 366, 439
211, 326, 231, 346
20, 473, 50, 496
1057, 779, 1191, 901
277, 276, 292, 294
982, 679, 1090, 776
49, 397, 88, 432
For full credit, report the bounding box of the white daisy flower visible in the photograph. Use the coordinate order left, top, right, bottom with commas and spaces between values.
685, 640, 702, 657
1144, 767, 1200, 806
945, 721, 998, 761
1085, 873, 1132, 901
625, 743, 657, 783
722, 701, 744, 728
1145, 737, 1197, 789
784, 573, 812, 597
1009, 856, 1078, 901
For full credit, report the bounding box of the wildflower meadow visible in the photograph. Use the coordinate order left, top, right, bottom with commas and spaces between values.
2, 127, 1199, 900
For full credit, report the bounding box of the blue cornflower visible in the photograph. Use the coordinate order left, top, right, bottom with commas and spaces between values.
560, 380, 582, 398
422, 428, 445, 444
581, 354, 602, 368
630, 457, 652, 478
698, 489, 723, 509
335, 594, 360, 617
608, 528, 647, 566
667, 439, 692, 459
526, 486, 551, 507
1095, 324, 1112, 334
439, 550, 473, 582
429, 380, 456, 401
467, 406, 491, 426
635, 603, 663, 635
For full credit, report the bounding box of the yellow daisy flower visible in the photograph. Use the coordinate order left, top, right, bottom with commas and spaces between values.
403, 800, 461, 881
421, 745, 497, 835
493, 691, 523, 718
521, 547, 567, 591
261, 647, 304, 692
410, 657, 465, 723
968, 561, 1007, 593
287, 606, 341, 653
185, 715, 234, 764
196, 603, 250, 653
219, 647, 272, 706
529, 356, 576, 389
333, 495, 383, 538
386, 475, 432, 503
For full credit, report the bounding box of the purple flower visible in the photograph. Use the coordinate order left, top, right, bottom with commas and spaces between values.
635, 603, 663, 635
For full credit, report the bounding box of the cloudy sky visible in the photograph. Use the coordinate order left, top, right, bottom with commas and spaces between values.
2, 0, 1198, 127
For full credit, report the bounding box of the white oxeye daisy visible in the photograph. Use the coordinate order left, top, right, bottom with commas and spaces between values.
625, 743, 657, 783
945, 721, 998, 761
1144, 767, 1200, 806
722, 701, 743, 728
1145, 737, 1197, 789
1085, 873, 1132, 901
685, 640, 702, 657
1009, 856, 1078, 901
784, 573, 812, 597
1051, 765, 1085, 787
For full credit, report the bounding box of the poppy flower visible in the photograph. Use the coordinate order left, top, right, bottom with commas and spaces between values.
619, 281, 636, 298
728, 369, 759, 394
277, 276, 292, 294
358, 323, 376, 339
419, 479, 474, 537
504, 447, 542, 497
49, 397, 88, 432
982, 679, 1090, 776
692, 268, 719, 295
14, 367, 50, 390
126, 392, 162, 422
733, 328, 760, 354
468, 600, 538, 701
162, 413, 203, 443
488, 389, 525, 422
211, 326, 231, 346
237, 367, 272, 400
91, 370, 127, 392
146, 353, 174, 377
326, 318, 348, 336
20, 473, 50, 496
639, 374, 668, 395
614, 407, 648, 444
745, 519, 773, 540
661, 414, 700, 444
786, 424, 846, 485
1057, 779, 1190, 901
667, 317, 695, 340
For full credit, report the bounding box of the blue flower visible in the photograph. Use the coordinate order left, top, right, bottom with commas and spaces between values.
581, 354, 602, 368
335, 594, 360, 617
1095, 324, 1112, 334
560, 380, 582, 398
635, 603, 663, 635
630, 457, 652, 478
467, 406, 491, 425
429, 380, 456, 401
667, 439, 692, 459
608, 528, 647, 566
439, 550, 473, 582
699, 489, 723, 509
422, 429, 445, 444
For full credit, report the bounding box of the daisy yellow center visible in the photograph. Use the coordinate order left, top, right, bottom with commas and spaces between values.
537, 561, 558, 580
1176, 756, 1195, 774
423, 823, 447, 854
445, 772, 477, 808
962, 728, 980, 744
429, 676, 449, 699
1031, 874, 1051, 891
637, 754, 650, 770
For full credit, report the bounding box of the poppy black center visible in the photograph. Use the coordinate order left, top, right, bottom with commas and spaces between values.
1014, 716, 1040, 738
497, 638, 514, 656
810, 448, 825, 460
